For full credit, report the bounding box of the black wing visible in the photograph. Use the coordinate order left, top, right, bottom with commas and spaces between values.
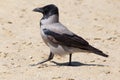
43, 29, 109, 57
43, 29, 89, 50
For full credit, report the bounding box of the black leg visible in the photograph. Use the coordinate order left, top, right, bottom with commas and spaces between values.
68, 54, 72, 66
30, 52, 54, 66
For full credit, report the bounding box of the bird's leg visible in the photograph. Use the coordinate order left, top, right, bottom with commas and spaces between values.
68, 53, 72, 66
30, 52, 54, 66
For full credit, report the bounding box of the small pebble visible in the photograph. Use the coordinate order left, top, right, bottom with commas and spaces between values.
16, 65, 21, 67
29, 56, 33, 59
19, 15, 24, 18
94, 38, 101, 40
103, 60, 106, 62
21, 9, 26, 12
6, 46, 9, 48
90, 60, 95, 62
27, 42, 32, 45
22, 42, 26, 44
52, 76, 61, 79
12, 42, 18, 45
32, 60, 35, 62
4, 53, 8, 58
8, 21, 13, 24
11, 63, 15, 65
11, 58, 14, 60
94, 18, 98, 21
106, 71, 111, 74
107, 37, 117, 41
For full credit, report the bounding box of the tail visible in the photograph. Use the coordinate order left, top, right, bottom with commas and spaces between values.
87, 45, 109, 57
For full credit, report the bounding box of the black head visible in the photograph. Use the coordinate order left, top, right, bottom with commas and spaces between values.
33, 4, 59, 18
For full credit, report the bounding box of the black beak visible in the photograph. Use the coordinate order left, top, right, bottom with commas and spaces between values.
33, 7, 43, 13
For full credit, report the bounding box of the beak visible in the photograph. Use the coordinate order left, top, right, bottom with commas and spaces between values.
33, 7, 43, 13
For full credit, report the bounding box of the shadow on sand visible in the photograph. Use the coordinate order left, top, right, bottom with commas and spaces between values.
51, 61, 107, 67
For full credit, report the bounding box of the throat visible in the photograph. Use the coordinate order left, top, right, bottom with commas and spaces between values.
40, 15, 59, 25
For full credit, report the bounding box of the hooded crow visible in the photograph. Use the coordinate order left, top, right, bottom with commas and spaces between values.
32, 4, 108, 66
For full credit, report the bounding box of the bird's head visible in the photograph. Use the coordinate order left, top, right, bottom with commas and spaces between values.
33, 4, 59, 19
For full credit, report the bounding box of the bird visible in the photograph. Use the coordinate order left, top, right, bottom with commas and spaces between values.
32, 4, 108, 66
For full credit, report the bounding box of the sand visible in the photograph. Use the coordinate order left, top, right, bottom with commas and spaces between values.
0, 0, 120, 80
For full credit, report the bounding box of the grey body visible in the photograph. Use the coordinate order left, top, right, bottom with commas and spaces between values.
40, 15, 86, 56
32, 4, 108, 66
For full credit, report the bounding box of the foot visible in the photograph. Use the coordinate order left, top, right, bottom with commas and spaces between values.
30, 52, 54, 66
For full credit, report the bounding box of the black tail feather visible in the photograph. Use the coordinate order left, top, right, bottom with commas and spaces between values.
87, 45, 108, 57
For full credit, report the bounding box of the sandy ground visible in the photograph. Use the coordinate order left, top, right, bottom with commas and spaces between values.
0, 0, 120, 80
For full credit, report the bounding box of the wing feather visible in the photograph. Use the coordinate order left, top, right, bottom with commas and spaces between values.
43, 29, 89, 50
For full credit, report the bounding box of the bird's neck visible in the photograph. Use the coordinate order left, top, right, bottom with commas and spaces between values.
40, 15, 59, 25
